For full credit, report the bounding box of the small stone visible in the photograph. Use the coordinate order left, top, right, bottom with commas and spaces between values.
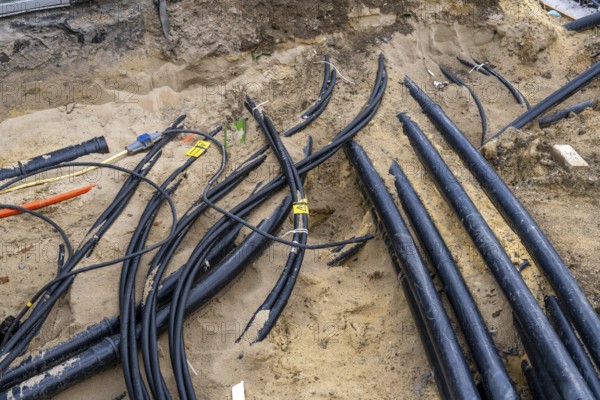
551, 144, 589, 170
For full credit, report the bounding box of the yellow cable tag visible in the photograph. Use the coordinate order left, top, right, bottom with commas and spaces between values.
26, 301, 33, 308
185, 140, 211, 157
293, 198, 309, 214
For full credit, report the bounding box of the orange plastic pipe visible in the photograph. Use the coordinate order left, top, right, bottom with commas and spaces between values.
0, 184, 96, 219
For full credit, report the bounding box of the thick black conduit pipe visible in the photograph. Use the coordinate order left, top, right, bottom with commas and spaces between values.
0, 136, 109, 181
521, 360, 545, 400
397, 111, 594, 399
489, 61, 600, 142
513, 316, 562, 400
366, 200, 451, 399
0, 317, 117, 390
360, 206, 453, 398
564, 12, 600, 31
545, 295, 600, 398
397, 260, 452, 400
345, 140, 480, 400
538, 98, 597, 127
389, 161, 516, 400
0, 197, 292, 400
362, 198, 450, 397
403, 75, 600, 372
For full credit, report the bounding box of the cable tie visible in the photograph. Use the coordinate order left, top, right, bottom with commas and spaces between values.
282, 228, 308, 237
469, 63, 486, 74
251, 101, 269, 113
312, 61, 354, 84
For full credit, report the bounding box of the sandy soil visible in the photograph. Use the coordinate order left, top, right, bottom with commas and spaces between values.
0, 0, 599, 399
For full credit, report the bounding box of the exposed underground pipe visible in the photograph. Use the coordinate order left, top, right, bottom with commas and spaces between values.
545, 295, 600, 399
439, 65, 488, 145
471, 58, 531, 109
457, 57, 491, 76
0, 137, 109, 181
389, 161, 517, 400
397, 257, 452, 400
564, 12, 600, 31
397, 110, 593, 399
538, 98, 597, 127
403, 74, 600, 374
346, 140, 480, 400
488, 61, 600, 142
514, 316, 562, 400
521, 360, 545, 400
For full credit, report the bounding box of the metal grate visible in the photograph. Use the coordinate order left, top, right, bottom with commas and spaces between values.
0, 0, 71, 18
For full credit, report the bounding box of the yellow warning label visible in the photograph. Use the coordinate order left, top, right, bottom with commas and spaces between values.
293, 198, 309, 214
185, 140, 211, 157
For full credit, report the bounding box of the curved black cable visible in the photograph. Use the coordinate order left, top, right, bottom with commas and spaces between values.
283, 54, 337, 137
471, 57, 531, 109
0, 205, 73, 260
439, 65, 488, 146
456, 56, 490, 76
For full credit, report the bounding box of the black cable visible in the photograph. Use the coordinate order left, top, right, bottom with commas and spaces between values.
283, 54, 337, 137
471, 58, 531, 109
0, 205, 73, 260
456, 56, 491, 76
439, 65, 488, 146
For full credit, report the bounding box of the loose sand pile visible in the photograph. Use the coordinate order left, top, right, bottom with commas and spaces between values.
0, 0, 599, 398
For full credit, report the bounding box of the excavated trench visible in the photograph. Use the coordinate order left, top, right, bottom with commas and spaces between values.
0, 0, 599, 398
